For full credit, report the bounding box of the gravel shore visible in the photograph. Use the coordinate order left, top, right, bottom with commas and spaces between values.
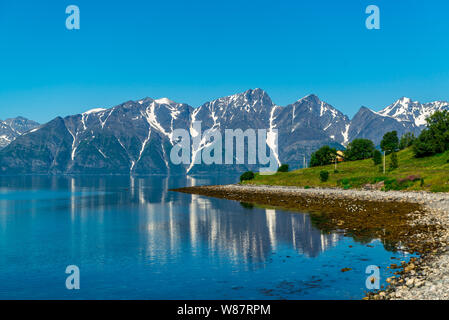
174, 184, 449, 300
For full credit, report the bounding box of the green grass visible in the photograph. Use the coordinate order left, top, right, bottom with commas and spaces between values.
243, 148, 449, 192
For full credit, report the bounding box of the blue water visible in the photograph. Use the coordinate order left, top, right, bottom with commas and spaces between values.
0, 175, 412, 300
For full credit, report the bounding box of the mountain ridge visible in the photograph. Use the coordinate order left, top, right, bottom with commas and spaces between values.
1, 90, 448, 174
0, 116, 40, 148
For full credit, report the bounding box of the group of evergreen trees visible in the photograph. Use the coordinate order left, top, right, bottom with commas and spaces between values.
308, 131, 407, 170
309, 145, 337, 167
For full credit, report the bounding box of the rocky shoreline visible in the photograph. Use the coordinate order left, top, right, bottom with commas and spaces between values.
173, 184, 449, 300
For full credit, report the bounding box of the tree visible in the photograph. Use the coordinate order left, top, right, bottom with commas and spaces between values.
399, 132, 416, 150
413, 110, 449, 158
319, 170, 329, 182
277, 164, 289, 172
380, 131, 399, 154
413, 128, 436, 157
389, 152, 398, 170
344, 139, 375, 161
310, 146, 336, 167
372, 149, 382, 165
240, 171, 255, 181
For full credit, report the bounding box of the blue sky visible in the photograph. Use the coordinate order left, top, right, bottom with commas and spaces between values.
1, 0, 449, 123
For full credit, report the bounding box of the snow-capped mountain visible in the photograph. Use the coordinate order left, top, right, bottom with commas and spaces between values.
192, 88, 274, 130
60, 97, 193, 174
378, 97, 449, 127
187, 88, 281, 173
346, 106, 415, 146
272, 94, 347, 165
0, 91, 447, 174
347, 97, 449, 145
281, 94, 350, 144
0, 117, 40, 148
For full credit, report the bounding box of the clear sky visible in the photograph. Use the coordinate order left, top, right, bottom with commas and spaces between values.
1, 0, 449, 123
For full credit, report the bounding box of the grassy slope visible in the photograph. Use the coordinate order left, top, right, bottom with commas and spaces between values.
244, 148, 449, 192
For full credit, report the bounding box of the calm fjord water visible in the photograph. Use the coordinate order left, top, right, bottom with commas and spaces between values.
0, 175, 410, 300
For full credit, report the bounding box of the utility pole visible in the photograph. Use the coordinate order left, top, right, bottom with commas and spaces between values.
303, 155, 306, 169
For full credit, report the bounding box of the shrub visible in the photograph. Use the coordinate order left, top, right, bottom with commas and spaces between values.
381, 131, 399, 155
345, 139, 375, 161
383, 179, 401, 191
320, 170, 329, 182
277, 164, 289, 172
240, 202, 254, 209
383, 178, 414, 191
389, 152, 399, 170
240, 171, 255, 182
338, 177, 372, 189
399, 132, 416, 150
373, 149, 382, 165
310, 146, 336, 167
371, 176, 388, 183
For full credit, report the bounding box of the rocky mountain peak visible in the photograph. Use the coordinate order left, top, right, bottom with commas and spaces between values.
0, 116, 40, 148
379, 97, 449, 127
230, 88, 273, 109
299, 94, 320, 104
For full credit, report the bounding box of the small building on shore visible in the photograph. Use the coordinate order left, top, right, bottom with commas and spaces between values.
336, 150, 345, 162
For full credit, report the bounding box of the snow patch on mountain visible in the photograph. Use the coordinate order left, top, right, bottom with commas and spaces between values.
0, 117, 40, 148
267, 106, 281, 166
83, 108, 106, 115
155, 98, 176, 105
379, 97, 449, 127
342, 124, 350, 146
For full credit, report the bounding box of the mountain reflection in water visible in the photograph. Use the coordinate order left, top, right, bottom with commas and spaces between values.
0, 175, 405, 299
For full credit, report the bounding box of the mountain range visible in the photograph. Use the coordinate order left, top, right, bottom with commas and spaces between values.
0, 117, 40, 148
0, 89, 447, 174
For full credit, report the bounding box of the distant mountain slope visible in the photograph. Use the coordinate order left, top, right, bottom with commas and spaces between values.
187, 88, 279, 174
347, 106, 418, 146
273, 94, 347, 166
347, 98, 449, 145
0, 98, 193, 174
0, 91, 447, 174
379, 97, 449, 127
0, 117, 40, 148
